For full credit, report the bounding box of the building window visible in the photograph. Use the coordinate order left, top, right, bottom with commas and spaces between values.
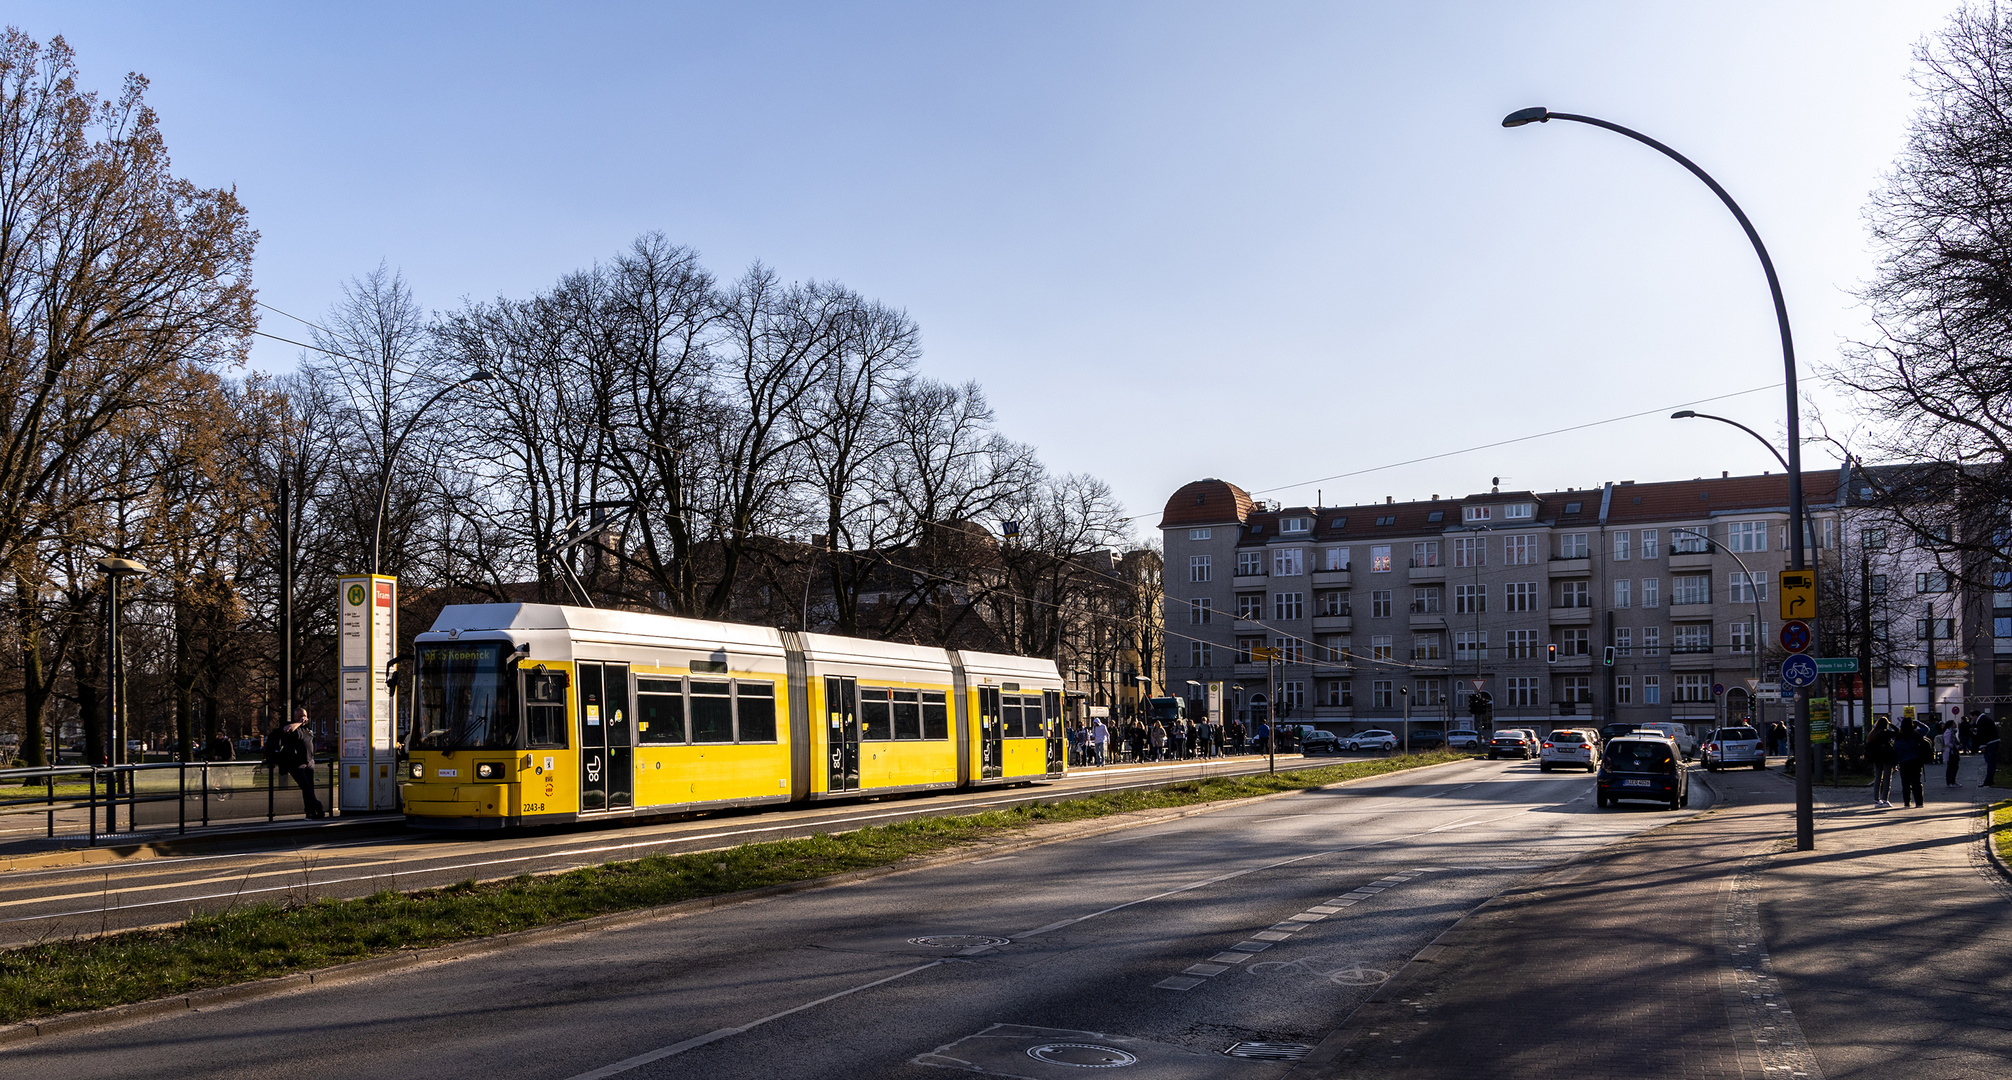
1558, 627, 1589, 656
1730, 620, 1768, 654
1640, 530, 1660, 559
1324, 546, 1349, 571
1189, 528, 1212, 541
1237, 593, 1263, 619
1863, 528, 1887, 550
1871, 574, 1888, 596
1371, 590, 1392, 618
1613, 531, 1631, 561
1558, 533, 1589, 558
1672, 530, 1710, 555
1236, 637, 1261, 663
1643, 675, 1661, 704
1371, 635, 1394, 662
1412, 634, 1442, 661
1616, 676, 1633, 705
1800, 517, 1835, 551
1189, 598, 1212, 624
1274, 592, 1303, 621
1557, 581, 1590, 609
1504, 534, 1537, 565
1674, 623, 1711, 654
1190, 555, 1211, 582
1464, 506, 1491, 522
1375, 515, 1396, 526
1318, 590, 1350, 616
1455, 631, 1488, 662
1412, 587, 1443, 614
1672, 574, 1711, 605
1728, 520, 1768, 553
1561, 676, 1591, 703
1675, 674, 1711, 703
1416, 679, 1445, 706
1729, 571, 1769, 603
1506, 581, 1538, 612
1276, 637, 1305, 664
1455, 584, 1485, 614
1918, 572, 1951, 594
1614, 579, 1632, 608
1454, 536, 1487, 567
1508, 676, 1538, 707
1237, 551, 1262, 576
1507, 628, 1538, 659
1273, 548, 1304, 577
1371, 545, 1392, 572
1504, 503, 1534, 520
1281, 681, 1305, 708
1916, 618, 1955, 640
1642, 578, 1660, 608
1190, 640, 1211, 667
1318, 634, 1351, 662
1372, 680, 1395, 707
1325, 679, 1353, 707
1642, 626, 1662, 656
1615, 626, 1633, 656
1412, 541, 1441, 568
1280, 517, 1310, 534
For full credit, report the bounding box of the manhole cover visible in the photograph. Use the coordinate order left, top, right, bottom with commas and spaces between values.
908, 934, 1010, 949
1224, 1041, 1313, 1061
1026, 1043, 1138, 1067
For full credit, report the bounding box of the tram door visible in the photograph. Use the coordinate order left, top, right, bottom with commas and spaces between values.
825, 676, 859, 792
1043, 690, 1065, 774
578, 662, 635, 812
978, 687, 1003, 780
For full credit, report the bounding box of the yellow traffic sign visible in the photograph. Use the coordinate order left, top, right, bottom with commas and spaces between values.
1936, 659, 1969, 670
1779, 570, 1816, 620
1250, 645, 1280, 662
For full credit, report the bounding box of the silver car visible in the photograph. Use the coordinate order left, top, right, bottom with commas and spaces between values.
1540, 728, 1600, 771
1700, 726, 1766, 770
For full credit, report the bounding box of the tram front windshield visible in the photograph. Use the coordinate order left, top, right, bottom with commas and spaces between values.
416, 642, 519, 751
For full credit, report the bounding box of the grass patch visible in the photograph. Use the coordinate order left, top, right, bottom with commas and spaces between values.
1993, 801, 2012, 867
0, 751, 1464, 1023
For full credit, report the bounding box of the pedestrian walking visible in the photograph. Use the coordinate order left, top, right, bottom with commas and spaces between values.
1959, 715, 1976, 753
1867, 715, 1897, 809
1977, 712, 1999, 786
1089, 717, 1109, 767
263, 706, 325, 819
1942, 720, 1962, 787
1149, 721, 1167, 761
1896, 718, 1930, 808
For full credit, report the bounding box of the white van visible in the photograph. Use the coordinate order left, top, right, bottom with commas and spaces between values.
1634, 722, 1697, 760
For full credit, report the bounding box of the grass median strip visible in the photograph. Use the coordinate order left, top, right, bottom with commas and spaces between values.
1993, 800, 2012, 866
0, 751, 1466, 1023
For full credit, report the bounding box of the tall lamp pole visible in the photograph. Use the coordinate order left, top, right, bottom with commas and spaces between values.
97, 556, 149, 830
369, 371, 496, 575
1505, 107, 1815, 850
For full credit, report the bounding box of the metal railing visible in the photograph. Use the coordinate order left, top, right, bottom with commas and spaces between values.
0, 759, 340, 845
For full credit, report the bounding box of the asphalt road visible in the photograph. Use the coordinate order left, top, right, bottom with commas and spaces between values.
0, 753, 1365, 946
3, 755, 1714, 1079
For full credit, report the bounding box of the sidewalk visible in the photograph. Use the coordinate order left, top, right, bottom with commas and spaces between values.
1292, 756, 2012, 1079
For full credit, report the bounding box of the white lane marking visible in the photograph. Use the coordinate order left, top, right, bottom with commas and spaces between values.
558, 960, 948, 1080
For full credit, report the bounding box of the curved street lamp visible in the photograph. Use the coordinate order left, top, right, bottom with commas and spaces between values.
370, 371, 497, 575
1504, 106, 1815, 850
1671, 410, 1791, 472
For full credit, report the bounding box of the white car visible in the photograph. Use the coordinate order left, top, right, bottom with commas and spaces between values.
1539, 728, 1600, 772
1344, 729, 1398, 752
1633, 722, 1697, 760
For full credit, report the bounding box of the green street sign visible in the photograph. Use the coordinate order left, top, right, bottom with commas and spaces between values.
1815, 658, 1859, 674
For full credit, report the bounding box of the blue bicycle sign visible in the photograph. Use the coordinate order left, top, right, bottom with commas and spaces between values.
1781, 653, 1818, 689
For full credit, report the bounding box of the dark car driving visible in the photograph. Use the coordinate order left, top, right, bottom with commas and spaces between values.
1405, 728, 1447, 751
1597, 736, 1690, 810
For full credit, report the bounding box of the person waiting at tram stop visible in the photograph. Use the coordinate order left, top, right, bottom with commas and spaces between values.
1867, 715, 1897, 809
263, 706, 326, 820
1894, 717, 1931, 809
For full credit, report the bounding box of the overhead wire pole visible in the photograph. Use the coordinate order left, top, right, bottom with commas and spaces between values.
1504, 106, 1816, 850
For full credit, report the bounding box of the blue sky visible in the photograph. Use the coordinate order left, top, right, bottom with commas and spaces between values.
10, 1, 1959, 535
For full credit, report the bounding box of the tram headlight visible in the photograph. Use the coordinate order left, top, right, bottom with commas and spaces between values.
409, 761, 424, 780
476, 762, 505, 780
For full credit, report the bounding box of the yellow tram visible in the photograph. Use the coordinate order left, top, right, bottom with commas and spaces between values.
399, 604, 1066, 828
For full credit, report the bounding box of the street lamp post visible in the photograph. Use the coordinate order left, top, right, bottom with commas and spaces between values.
97, 556, 149, 830
1505, 106, 1815, 850
369, 371, 497, 576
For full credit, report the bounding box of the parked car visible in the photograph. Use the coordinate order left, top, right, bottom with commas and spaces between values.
1633, 722, 1698, 760
1405, 728, 1447, 751
1598, 735, 1691, 810
1540, 728, 1600, 772
1301, 730, 1342, 755
1446, 729, 1482, 751
1344, 729, 1398, 752
1700, 726, 1767, 770
1488, 729, 1539, 759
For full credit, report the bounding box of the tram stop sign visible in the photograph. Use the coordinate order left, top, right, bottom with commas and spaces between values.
1780, 620, 1812, 654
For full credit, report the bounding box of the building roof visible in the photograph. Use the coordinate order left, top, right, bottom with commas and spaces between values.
1601, 471, 1840, 526
1159, 478, 1255, 529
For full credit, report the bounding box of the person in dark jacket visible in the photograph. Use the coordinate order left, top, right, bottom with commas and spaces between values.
1866, 715, 1897, 809
265, 707, 326, 819
1978, 713, 2000, 787
1895, 718, 1931, 808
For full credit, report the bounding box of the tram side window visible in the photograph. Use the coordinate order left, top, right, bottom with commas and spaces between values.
921, 691, 949, 740
637, 678, 686, 744
1019, 694, 1044, 738
691, 681, 733, 743
736, 682, 777, 742
525, 671, 570, 748
1002, 696, 1023, 739
859, 687, 893, 741
892, 690, 922, 739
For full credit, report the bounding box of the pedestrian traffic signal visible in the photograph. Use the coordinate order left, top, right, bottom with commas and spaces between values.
1547, 643, 1558, 664
1603, 645, 1616, 666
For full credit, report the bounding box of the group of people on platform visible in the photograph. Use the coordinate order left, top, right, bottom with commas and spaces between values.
1864, 710, 2000, 809
1063, 715, 1298, 767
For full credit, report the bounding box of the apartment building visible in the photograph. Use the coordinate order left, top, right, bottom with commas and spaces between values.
1160, 469, 1995, 741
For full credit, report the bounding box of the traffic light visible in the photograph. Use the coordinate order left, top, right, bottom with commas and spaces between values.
1603, 645, 1616, 667
1547, 643, 1558, 664
1468, 690, 1492, 721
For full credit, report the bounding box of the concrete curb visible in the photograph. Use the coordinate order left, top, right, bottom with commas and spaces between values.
0, 754, 1478, 1047
0, 816, 406, 874
1984, 799, 2012, 885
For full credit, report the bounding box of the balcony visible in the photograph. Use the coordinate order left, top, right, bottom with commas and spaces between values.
1312, 614, 1353, 632
1668, 550, 1713, 570
1233, 617, 1266, 633
1547, 557, 1591, 576
1233, 574, 1267, 589
1312, 569, 1352, 587
1407, 559, 1445, 582
1671, 648, 1718, 670
1311, 705, 1355, 721
1549, 606, 1592, 626
1548, 653, 1593, 670
1409, 610, 1446, 629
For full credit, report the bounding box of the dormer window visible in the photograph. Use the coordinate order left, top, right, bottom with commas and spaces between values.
1503, 503, 1534, 520
1463, 506, 1491, 522
1331, 517, 1347, 529
1426, 511, 1444, 523
1375, 515, 1396, 527
1563, 502, 1581, 515
1280, 517, 1310, 534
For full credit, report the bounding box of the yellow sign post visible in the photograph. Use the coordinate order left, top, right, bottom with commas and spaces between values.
1779, 570, 1816, 621
1250, 645, 1280, 662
